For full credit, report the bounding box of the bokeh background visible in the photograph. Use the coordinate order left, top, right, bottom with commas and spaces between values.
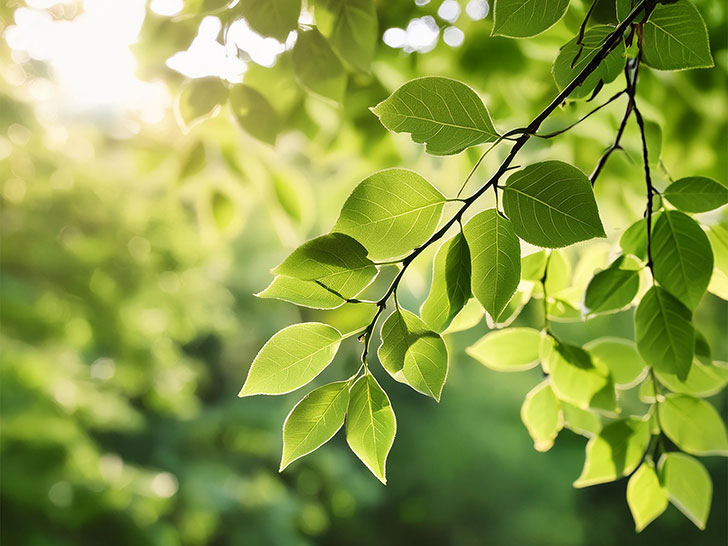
1, 1, 726, 545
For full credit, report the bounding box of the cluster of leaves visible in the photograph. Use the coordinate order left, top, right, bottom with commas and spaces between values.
172, 0, 378, 140
238, 0, 727, 533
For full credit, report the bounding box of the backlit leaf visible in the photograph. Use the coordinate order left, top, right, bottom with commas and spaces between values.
585, 338, 647, 389
175, 78, 228, 132
521, 380, 563, 452
371, 77, 499, 155
378, 308, 449, 401
346, 373, 396, 483
627, 461, 668, 532
334, 169, 445, 260
584, 256, 640, 315
293, 28, 347, 102
658, 394, 728, 456
280, 381, 350, 470
463, 209, 521, 319
492, 0, 569, 38
229, 84, 280, 144
658, 452, 712, 529
467, 327, 543, 372
548, 342, 616, 411
663, 177, 728, 213
315, 0, 377, 72
257, 276, 346, 309
239, 323, 342, 396
233, 0, 301, 41
503, 161, 606, 248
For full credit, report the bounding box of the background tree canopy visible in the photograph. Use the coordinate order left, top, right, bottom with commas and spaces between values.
1, 0, 726, 545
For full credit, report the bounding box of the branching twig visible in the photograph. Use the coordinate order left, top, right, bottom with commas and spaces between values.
355, 0, 657, 367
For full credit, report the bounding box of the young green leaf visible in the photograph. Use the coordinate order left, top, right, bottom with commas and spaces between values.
370, 77, 499, 155
378, 308, 449, 401
463, 209, 521, 319
229, 84, 280, 144
620, 218, 648, 260
562, 402, 603, 437
280, 381, 350, 470
574, 418, 650, 487
315, 0, 377, 72
521, 250, 548, 281
466, 327, 542, 372
548, 342, 616, 411
232, 0, 301, 41
334, 169, 445, 260
443, 298, 485, 334
641, 1, 714, 71
706, 223, 728, 300
175, 78, 229, 132
257, 276, 346, 309
490, 286, 531, 328
239, 323, 342, 396
421, 232, 471, 332
663, 177, 728, 213
652, 210, 713, 310
293, 28, 347, 102
658, 452, 712, 530
584, 256, 640, 315
346, 374, 396, 483
656, 360, 728, 398
585, 338, 647, 389
552, 26, 627, 100
626, 461, 668, 532
635, 286, 695, 380
521, 380, 563, 452
492, 0, 569, 38
273, 233, 377, 300
503, 160, 606, 248
658, 394, 728, 456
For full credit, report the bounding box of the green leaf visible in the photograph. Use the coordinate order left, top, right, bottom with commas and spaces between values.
378, 308, 449, 401
521, 250, 548, 281
548, 342, 616, 411
626, 461, 668, 532
659, 394, 728, 456
584, 256, 640, 315
273, 233, 377, 300
635, 286, 695, 380
552, 26, 627, 100
443, 298, 485, 334
280, 381, 350, 470
314, 0, 377, 72
663, 177, 728, 213
544, 249, 571, 295
642, 1, 714, 71
562, 402, 602, 437
652, 210, 713, 310
574, 418, 650, 487
521, 380, 563, 452
334, 169, 445, 260
175, 78, 229, 132
658, 452, 712, 530
620, 218, 648, 260
229, 84, 280, 144
463, 209, 521, 319
585, 338, 647, 389
239, 323, 342, 396
466, 327, 543, 372
346, 373, 396, 483
491, 286, 531, 328
492, 0, 569, 38
233, 0, 301, 41
421, 233, 471, 332
707, 223, 728, 299
211, 190, 236, 231
503, 160, 606, 248
293, 28, 347, 102
655, 333, 728, 397
371, 77, 499, 155
257, 276, 346, 309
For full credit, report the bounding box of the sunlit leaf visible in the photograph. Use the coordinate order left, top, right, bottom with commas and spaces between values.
378, 308, 449, 401
521, 380, 563, 452
232, 0, 301, 40
175, 78, 229, 132
467, 328, 542, 372
421, 232, 471, 332
280, 381, 350, 470
658, 452, 712, 529
585, 338, 647, 389
293, 28, 347, 102
334, 169, 445, 260
463, 209, 521, 319
584, 255, 640, 315
239, 323, 342, 396
652, 211, 713, 310
574, 418, 650, 487
503, 161, 606, 248
257, 276, 346, 309
371, 77, 499, 155
548, 342, 616, 411
346, 373, 396, 483
626, 461, 668, 532
635, 286, 694, 380
658, 393, 728, 456
315, 0, 377, 72
663, 177, 728, 213
492, 0, 569, 38
229, 84, 280, 144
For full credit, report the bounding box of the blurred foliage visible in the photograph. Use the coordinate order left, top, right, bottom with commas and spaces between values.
1, 0, 727, 545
